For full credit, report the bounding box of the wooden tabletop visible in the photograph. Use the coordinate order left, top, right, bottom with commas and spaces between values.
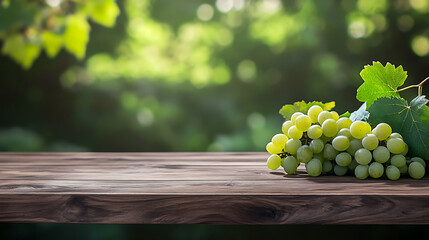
0, 152, 429, 224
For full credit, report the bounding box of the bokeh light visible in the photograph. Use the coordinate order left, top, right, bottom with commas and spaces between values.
411, 35, 429, 56
216, 0, 234, 13
197, 4, 214, 21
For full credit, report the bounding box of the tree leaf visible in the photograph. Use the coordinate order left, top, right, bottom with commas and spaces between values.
41, 31, 63, 58
368, 96, 429, 160
2, 34, 26, 63
0, 0, 37, 32
64, 15, 90, 59
350, 102, 369, 122
357, 61, 407, 107
2, 34, 40, 69
22, 43, 40, 69
279, 101, 335, 120
86, 0, 120, 28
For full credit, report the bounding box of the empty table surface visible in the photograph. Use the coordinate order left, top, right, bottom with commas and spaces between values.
0, 152, 428, 224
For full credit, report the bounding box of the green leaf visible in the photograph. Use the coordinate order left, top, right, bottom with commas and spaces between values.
2, 34, 26, 63
279, 101, 335, 120
368, 96, 429, 160
2, 34, 40, 69
41, 31, 63, 58
64, 15, 90, 59
0, 0, 37, 32
357, 61, 407, 107
86, 0, 120, 27
22, 43, 40, 69
339, 111, 351, 118
350, 102, 369, 122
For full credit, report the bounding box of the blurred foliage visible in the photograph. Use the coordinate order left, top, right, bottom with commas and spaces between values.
1, 223, 429, 240
0, 0, 429, 152
0, 0, 120, 69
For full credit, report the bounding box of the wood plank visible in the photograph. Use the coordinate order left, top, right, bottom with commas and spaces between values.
1, 179, 429, 195
2, 194, 429, 224
0, 152, 429, 224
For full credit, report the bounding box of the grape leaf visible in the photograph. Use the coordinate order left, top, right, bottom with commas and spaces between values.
349, 102, 369, 122
340, 111, 351, 118
279, 101, 335, 120
357, 62, 407, 107
368, 96, 429, 160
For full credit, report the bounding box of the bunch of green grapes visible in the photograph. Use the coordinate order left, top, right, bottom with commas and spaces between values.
265, 105, 427, 180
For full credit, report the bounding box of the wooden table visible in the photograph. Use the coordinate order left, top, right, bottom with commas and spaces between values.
0, 152, 428, 224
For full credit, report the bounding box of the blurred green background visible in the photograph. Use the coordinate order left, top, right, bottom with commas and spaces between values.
1, 0, 428, 152
1, 0, 429, 239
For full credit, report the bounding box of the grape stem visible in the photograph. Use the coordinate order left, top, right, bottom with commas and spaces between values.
396, 77, 428, 96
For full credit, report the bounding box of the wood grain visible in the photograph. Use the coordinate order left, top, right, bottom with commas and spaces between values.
0, 152, 429, 224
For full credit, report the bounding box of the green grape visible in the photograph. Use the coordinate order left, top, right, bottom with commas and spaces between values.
266, 142, 282, 154
350, 121, 367, 139
323, 143, 338, 161
386, 165, 400, 180
336, 117, 352, 130
306, 159, 322, 176
372, 123, 392, 140
387, 138, 405, 154
307, 105, 323, 123
335, 152, 352, 167
398, 164, 408, 175
408, 162, 425, 179
322, 160, 333, 174
369, 162, 384, 178
410, 157, 426, 168
282, 120, 293, 136
310, 139, 324, 153
400, 143, 408, 156
313, 152, 325, 163
355, 148, 372, 165
346, 138, 363, 156
271, 134, 288, 149
283, 156, 299, 174
348, 159, 359, 172
322, 119, 338, 137
388, 132, 403, 140
372, 146, 390, 163
364, 122, 372, 134
307, 125, 323, 139
334, 165, 348, 176
288, 125, 303, 139
337, 128, 352, 139
285, 139, 302, 155
331, 111, 340, 121
320, 135, 332, 144
332, 135, 350, 151
355, 165, 369, 179
318, 110, 333, 125
295, 115, 312, 131
391, 155, 406, 168
267, 154, 282, 170
297, 145, 313, 163
291, 112, 304, 124
362, 134, 379, 151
